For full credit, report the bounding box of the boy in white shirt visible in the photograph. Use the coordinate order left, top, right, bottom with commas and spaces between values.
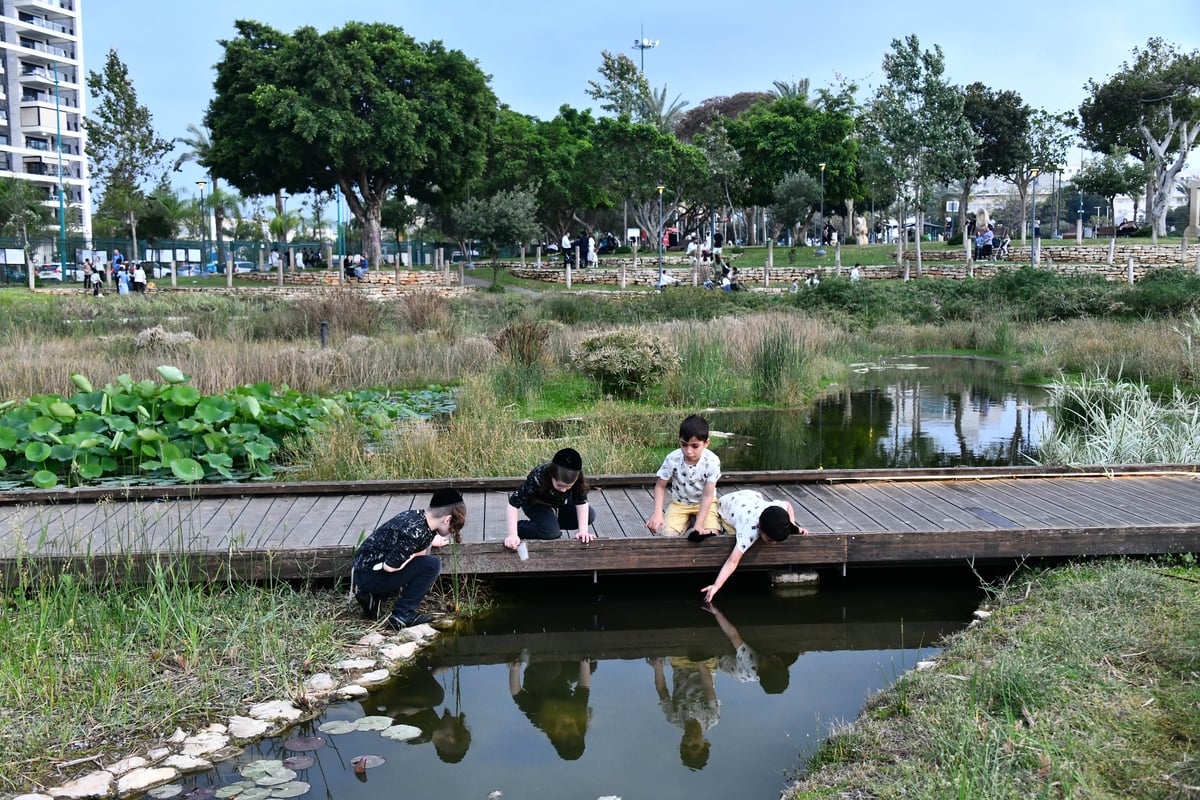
646, 415, 721, 537
701, 489, 806, 602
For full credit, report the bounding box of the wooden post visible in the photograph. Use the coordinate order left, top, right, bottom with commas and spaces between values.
520, 244, 526, 268
394, 252, 400, 286
277, 254, 284, 287
226, 254, 233, 288
288, 245, 296, 275
1127, 256, 1135, 285
324, 244, 332, 273
406, 243, 414, 270
170, 260, 177, 288
536, 245, 542, 267
1107, 238, 1116, 265
567, 248, 574, 289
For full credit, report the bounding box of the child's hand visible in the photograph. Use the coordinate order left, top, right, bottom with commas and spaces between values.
431, 534, 450, 548
575, 530, 596, 544
646, 514, 663, 534
503, 534, 520, 550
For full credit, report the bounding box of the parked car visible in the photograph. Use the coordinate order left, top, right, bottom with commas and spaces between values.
450, 249, 480, 263
152, 263, 202, 278
36, 263, 62, 281
216, 260, 255, 274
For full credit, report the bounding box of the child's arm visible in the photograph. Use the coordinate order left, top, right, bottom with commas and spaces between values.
701, 548, 744, 603
646, 478, 668, 533
504, 504, 521, 550
695, 481, 718, 534
784, 501, 809, 535
574, 502, 595, 543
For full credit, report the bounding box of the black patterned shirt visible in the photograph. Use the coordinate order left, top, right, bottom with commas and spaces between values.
508, 462, 588, 509
353, 509, 435, 572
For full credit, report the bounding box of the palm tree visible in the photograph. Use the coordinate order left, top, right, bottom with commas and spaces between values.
770, 78, 811, 101
638, 85, 689, 135
174, 123, 233, 264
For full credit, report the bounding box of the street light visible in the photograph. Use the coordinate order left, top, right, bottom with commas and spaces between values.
196, 180, 207, 272
816, 163, 826, 257
633, 25, 658, 72
52, 60, 65, 272
1077, 190, 1084, 242
1029, 168, 1039, 269
656, 184, 665, 286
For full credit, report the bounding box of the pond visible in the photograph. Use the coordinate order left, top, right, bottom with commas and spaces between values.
178, 572, 984, 800
694, 356, 1046, 471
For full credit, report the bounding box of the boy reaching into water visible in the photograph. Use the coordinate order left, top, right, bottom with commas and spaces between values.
646, 415, 721, 537
701, 489, 807, 602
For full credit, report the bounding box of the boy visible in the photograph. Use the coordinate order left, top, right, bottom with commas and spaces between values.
647, 415, 721, 537
700, 489, 806, 602
352, 488, 466, 630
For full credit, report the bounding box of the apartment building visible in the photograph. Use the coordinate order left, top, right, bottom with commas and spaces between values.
0, 0, 89, 245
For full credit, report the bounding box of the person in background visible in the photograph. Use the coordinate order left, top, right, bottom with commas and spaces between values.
850, 263, 862, 282
504, 448, 596, 549
352, 488, 466, 630
132, 262, 148, 294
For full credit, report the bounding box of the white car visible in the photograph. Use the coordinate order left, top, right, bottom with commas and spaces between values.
218, 260, 255, 274
36, 263, 62, 281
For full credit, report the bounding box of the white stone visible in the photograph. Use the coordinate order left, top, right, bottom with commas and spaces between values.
332, 657, 377, 671
304, 673, 336, 693
48, 771, 113, 799
916, 660, 939, 671
15, 793, 55, 800
248, 700, 303, 722
116, 768, 178, 796
379, 642, 418, 663
973, 609, 992, 620
180, 730, 229, 757
404, 623, 437, 640
107, 756, 147, 776
356, 633, 385, 647
165, 729, 187, 745
355, 668, 391, 687
201, 723, 227, 734
336, 685, 369, 699
770, 570, 820, 586
161, 754, 212, 773
146, 748, 171, 762
228, 715, 272, 740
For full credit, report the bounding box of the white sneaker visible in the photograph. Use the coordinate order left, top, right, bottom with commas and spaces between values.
95, 293, 103, 297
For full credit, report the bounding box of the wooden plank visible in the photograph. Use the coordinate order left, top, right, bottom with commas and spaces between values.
833, 483, 928, 532
1098, 476, 1200, 518
285, 495, 344, 547
599, 486, 651, 539
462, 492, 487, 544
795, 484, 896, 532
937, 480, 1066, 528
1016, 478, 1170, 525
310, 495, 369, 548
887, 482, 1005, 530
775, 485, 850, 534
481, 490, 511, 544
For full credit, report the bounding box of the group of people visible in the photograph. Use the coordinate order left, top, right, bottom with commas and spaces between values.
80, 251, 147, 297
342, 253, 370, 280
559, 232, 599, 268
351, 415, 806, 631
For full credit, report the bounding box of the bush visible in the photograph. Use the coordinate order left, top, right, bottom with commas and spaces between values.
572, 329, 680, 398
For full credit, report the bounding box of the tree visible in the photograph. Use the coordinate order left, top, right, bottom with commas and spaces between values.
85, 48, 172, 259
0, 177, 52, 277
1080, 38, 1200, 240
674, 92, 772, 142
585, 51, 649, 120
206, 20, 496, 268
453, 187, 539, 287
960, 83, 1030, 239
637, 85, 688, 134
1071, 150, 1145, 234
998, 109, 1076, 242
174, 123, 236, 265
768, 170, 820, 244
770, 79, 811, 101
864, 35, 976, 277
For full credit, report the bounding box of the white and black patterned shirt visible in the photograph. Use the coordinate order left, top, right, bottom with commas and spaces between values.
717, 490, 789, 553
656, 448, 721, 505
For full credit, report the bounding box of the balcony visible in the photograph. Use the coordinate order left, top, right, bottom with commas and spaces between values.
17, 38, 74, 64
12, 0, 76, 19
19, 64, 73, 90
16, 13, 75, 40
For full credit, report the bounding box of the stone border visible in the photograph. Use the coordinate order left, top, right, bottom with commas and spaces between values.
10, 622, 446, 800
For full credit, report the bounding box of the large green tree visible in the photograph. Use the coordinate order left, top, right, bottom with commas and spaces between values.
1071, 150, 1146, 234
585, 51, 650, 120
85, 48, 172, 259
1080, 38, 1200, 240
454, 187, 540, 286
206, 20, 496, 267
960, 83, 1030, 237
864, 35, 976, 276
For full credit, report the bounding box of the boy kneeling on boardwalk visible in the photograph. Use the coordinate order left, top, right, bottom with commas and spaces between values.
352, 488, 465, 630
646, 414, 721, 537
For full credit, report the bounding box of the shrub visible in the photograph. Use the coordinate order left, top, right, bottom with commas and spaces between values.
572, 329, 680, 398
492, 320, 549, 368
399, 291, 449, 332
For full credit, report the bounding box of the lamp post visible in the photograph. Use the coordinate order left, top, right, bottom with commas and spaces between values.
196, 181, 207, 272
1077, 190, 1084, 242
52, 60, 65, 272
633, 25, 658, 72
656, 184, 665, 286
1029, 168, 1039, 269
816, 163, 826, 257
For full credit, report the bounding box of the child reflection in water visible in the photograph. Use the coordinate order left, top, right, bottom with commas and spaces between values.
508, 659, 595, 760
648, 655, 720, 770
359, 666, 472, 764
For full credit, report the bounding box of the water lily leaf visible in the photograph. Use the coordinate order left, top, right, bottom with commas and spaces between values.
157, 365, 190, 384
139, 460, 163, 471
160, 442, 183, 463
78, 461, 103, 479
279, 756, 313, 771
282, 736, 325, 752
109, 392, 141, 413
354, 715, 394, 731
0, 454, 6, 470
350, 755, 385, 769
170, 385, 202, 406
268, 782, 310, 798
380, 724, 422, 741
137, 428, 168, 442
244, 441, 273, 461
170, 457, 205, 482
316, 720, 356, 735
134, 379, 160, 398
49, 444, 75, 461
49, 401, 76, 421
242, 395, 262, 419
182, 788, 217, 800
240, 761, 287, 780
25, 441, 51, 462
0, 427, 16, 449
196, 396, 236, 425
29, 416, 62, 436
32, 470, 57, 489
147, 784, 183, 799
254, 770, 296, 787
71, 373, 94, 393
105, 414, 136, 432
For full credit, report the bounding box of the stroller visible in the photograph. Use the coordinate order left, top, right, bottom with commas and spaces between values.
993, 236, 1011, 260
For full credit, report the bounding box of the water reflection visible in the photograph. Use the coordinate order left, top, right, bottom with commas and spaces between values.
195, 581, 981, 799
707, 356, 1048, 470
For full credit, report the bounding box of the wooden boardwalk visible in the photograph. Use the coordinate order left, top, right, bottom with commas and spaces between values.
2, 466, 1199, 586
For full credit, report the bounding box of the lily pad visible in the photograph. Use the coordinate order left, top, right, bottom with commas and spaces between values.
148, 785, 183, 799
214, 782, 256, 799
254, 770, 297, 788
282, 736, 326, 752
316, 720, 357, 735
268, 782, 311, 799
350, 755, 385, 770
280, 756, 314, 771
240, 761, 286, 780
182, 789, 217, 800
353, 716, 395, 732
380, 724, 422, 742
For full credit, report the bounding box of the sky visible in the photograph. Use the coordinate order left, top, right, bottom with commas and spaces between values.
86, 0, 1200, 197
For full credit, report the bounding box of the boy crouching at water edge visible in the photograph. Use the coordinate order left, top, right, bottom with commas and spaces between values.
701, 490, 807, 602
352, 488, 466, 631
647, 414, 721, 537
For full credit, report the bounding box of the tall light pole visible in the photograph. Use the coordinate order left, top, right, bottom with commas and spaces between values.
1029, 168, 1039, 268
656, 184, 665, 286
633, 26, 658, 73
196, 181, 207, 272
52, 61, 65, 271
1077, 189, 1085, 242
816, 163, 826, 257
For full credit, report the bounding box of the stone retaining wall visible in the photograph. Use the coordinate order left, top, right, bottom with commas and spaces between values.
239, 269, 458, 287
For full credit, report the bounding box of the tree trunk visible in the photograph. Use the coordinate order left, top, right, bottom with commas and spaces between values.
129, 213, 140, 260
360, 200, 384, 268
914, 206, 923, 278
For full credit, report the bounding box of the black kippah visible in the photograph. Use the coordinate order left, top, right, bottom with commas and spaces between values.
552, 448, 583, 471
430, 488, 464, 507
